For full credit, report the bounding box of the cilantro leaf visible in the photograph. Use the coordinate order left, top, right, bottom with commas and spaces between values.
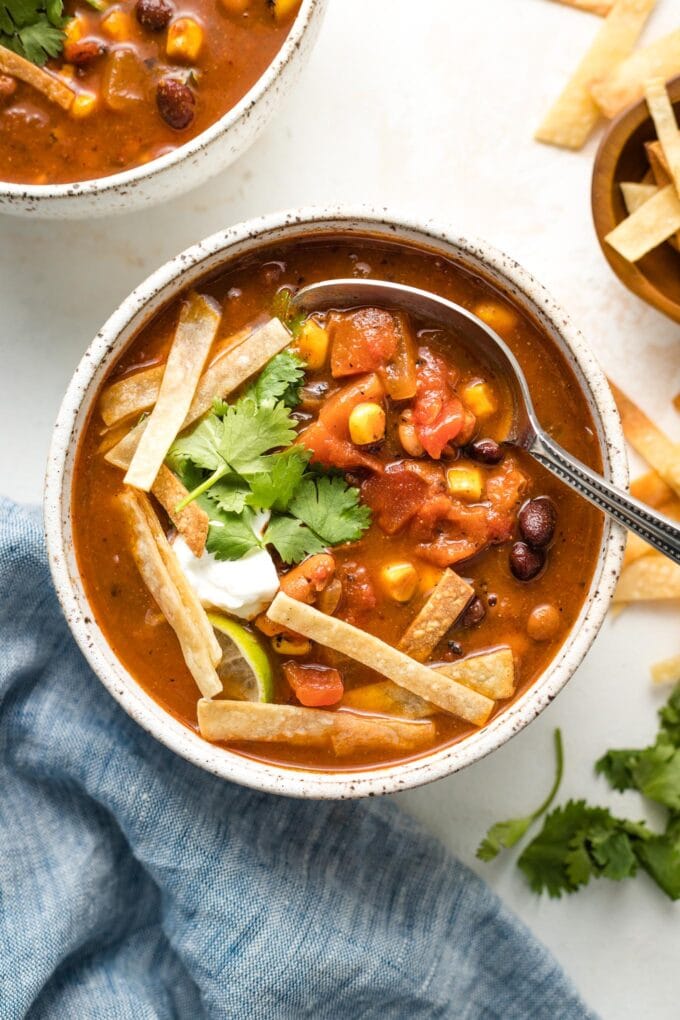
597, 736, 680, 812
0, 0, 67, 64
264, 515, 326, 565
169, 416, 225, 473
220, 399, 297, 473
659, 685, 680, 745
206, 475, 251, 515
288, 474, 372, 546
206, 507, 262, 562
246, 447, 311, 513
476, 729, 563, 861
636, 816, 680, 901
244, 351, 306, 409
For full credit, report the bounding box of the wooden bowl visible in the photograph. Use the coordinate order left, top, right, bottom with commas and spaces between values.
592, 75, 680, 324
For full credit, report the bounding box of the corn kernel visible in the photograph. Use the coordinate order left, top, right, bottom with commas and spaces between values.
473, 301, 518, 336
101, 8, 132, 39
294, 319, 329, 371
70, 92, 98, 118
461, 380, 497, 419
271, 635, 311, 656
167, 17, 204, 62
349, 402, 385, 446
64, 16, 85, 45
446, 464, 484, 501
381, 562, 418, 603
271, 0, 300, 20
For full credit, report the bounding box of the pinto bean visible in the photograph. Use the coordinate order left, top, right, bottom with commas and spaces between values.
518, 497, 556, 549
527, 603, 561, 641
465, 437, 503, 465
460, 596, 486, 628
279, 553, 335, 605
64, 39, 107, 67
156, 77, 195, 130
510, 541, 545, 581
136, 0, 173, 29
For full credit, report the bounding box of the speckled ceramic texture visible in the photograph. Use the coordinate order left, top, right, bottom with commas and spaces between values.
0, 0, 326, 220
44, 208, 628, 798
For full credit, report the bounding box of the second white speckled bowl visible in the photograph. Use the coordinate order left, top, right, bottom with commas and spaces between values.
44, 207, 628, 798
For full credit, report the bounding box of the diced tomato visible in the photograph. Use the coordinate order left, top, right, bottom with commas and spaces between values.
336, 561, 376, 625
361, 462, 432, 534
297, 374, 385, 471
283, 662, 344, 707
412, 349, 470, 459
329, 308, 399, 378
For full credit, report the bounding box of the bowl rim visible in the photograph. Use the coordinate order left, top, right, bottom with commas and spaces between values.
44, 205, 628, 799
0, 0, 323, 202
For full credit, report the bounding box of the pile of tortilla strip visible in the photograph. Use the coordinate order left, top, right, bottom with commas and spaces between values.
538, 0, 679, 153
105, 292, 517, 756
610, 380, 680, 686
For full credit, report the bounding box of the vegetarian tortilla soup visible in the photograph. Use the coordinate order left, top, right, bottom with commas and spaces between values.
0, 0, 300, 185
72, 235, 604, 771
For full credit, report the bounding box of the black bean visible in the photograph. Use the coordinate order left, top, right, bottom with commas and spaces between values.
510, 542, 545, 582
518, 497, 556, 549
466, 438, 504, 465
460, 596, 486, 628
156, 78, 195, 130
136, 0, 173, 29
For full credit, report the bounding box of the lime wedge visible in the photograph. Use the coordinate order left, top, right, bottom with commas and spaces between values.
208, 613, 274, 703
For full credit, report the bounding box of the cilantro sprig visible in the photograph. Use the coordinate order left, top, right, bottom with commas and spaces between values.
0, 0, 68, 65
167, 350, 371, 564
478, 686, 680, 902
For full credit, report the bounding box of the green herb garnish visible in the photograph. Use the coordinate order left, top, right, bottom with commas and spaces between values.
0, 0, 68, 65
167, 350, 371, 565
478, 685, 680, 901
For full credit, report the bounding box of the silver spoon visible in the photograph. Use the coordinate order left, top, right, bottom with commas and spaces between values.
292, 278, 680, 565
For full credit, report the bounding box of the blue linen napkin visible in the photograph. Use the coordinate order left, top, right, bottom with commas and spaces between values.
0, 498, 596, 1020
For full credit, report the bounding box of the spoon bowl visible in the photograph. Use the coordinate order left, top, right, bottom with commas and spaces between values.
293, 277, 680, 565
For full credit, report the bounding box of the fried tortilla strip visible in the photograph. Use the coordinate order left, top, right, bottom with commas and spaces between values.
341, 681, 436, 719
135, 492, 221, 667
591, 29, 680, 117
620, 181, 658, 214
125, 292, 221, 491
267, 592, 493, 726
614, 553, 680, 602
0, 44, 74, 109
398, 569, 473, 662
605, 184, 680, 260
436, 648, 515, 700
646, 140, 672, 186
105, 317, 291, 472
651, 654, 680, 685
610, 381, 680, 497
120, 491, 222, 697
197, 699, 435, 754
152, 464, 209, 558
535, 0, 656, 150
99, 324, 253, 428
644, 81, 680, 222
550, 0, 614, 14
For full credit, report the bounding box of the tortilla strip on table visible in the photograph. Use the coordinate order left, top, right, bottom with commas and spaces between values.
550, 0, 614, 14
591, 28, 680, 117
99, 323, 254, 428
105, 317, 291, 471
630, 469, 676, 507
609, 381, 680, 497
397, 568, 473, 662
0, 44, 74, 109
267, 592, 494, 726
651, 654, 680, 685
624, 499, 680, 565
604, 184, 680, 260
119, 491, 222, 697
436, 647, 515, 700
196, 699, 435, 754
614, 553, 680, 602
152, 464, 209, 558
535, 0, 656, 150
125, 292, 221, 491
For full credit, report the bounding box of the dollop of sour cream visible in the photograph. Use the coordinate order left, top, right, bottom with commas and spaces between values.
173, 533, 279, 620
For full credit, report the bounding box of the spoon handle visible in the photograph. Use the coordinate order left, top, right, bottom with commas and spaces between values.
529, 431, 680, 566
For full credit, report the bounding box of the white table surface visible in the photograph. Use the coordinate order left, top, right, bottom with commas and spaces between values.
2, 1, 679, 1015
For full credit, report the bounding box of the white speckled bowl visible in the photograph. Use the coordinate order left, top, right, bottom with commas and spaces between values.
0, 0, 327, 219
44, 208, 628, 798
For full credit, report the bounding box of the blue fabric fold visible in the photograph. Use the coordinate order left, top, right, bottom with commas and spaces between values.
0, 498, 596, 1019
